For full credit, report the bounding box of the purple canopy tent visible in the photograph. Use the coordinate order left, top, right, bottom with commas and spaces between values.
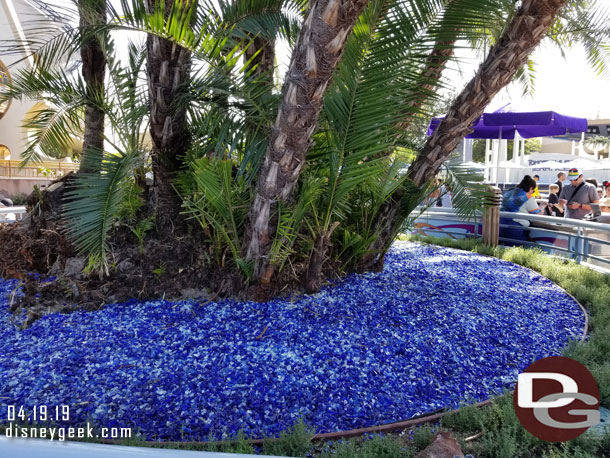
427, 110, 588, 184
427, 110, 588, 139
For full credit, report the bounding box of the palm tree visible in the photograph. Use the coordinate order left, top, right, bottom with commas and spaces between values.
4, 0, 610, 291
244, 0, 371, 285
145, 0, 196, 231
361, 0, 568, 272
78, 0, 107, 174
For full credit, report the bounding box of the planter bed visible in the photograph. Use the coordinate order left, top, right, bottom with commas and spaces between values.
0, 242, 584, 441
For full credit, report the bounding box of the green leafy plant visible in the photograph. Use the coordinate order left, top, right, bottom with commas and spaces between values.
152, 264, 166, 277
262, 419, 315, 457
178, 157, 251, 272
321, 434, 414, 458
131, 216, 155, 255
118, 179, 146, 224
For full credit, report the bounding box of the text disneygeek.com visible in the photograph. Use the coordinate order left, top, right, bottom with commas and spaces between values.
4, 423, 132, 441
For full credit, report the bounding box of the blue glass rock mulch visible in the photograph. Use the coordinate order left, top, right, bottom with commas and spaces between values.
0, 242, 584, 441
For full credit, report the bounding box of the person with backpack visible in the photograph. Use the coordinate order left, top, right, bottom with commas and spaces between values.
559, 168, 599, 220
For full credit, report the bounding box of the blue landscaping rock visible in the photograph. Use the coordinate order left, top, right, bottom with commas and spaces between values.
0, 242, 584, 440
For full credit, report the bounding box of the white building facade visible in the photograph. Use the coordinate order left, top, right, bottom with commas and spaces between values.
0, 0, 78, 196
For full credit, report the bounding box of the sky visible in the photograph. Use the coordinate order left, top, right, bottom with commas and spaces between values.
455, 41, 610, 120
279, 38, 610, 121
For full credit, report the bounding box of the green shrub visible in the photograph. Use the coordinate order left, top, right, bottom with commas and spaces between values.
410, 424, 436, 450
8, 192, 28, 206
262, 419, 315, 457
321, 434, 414, 458
441, 402, 485, 433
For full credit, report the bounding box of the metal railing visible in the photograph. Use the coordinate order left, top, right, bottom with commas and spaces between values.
0, 206, 27, 223
0, 159, 79, 179
412, 207, 610, 271
4, 203, 610, 269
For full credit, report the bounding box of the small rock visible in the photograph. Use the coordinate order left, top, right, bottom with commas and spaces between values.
66, 279, 80, 299
63, 257, 85, 279
180, 288, 210, 300
416, 432, 465, 458
45, 182, 63, 193
48, 258, 62, 276
117, 259, 136, 274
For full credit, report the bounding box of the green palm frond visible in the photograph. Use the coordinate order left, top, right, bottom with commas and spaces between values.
268, 175, 325, 268
109, 0, 239, 65
63, 148, 141, 275
443, 159, 492, 222
178, 158, 250, 267
203, 0, 305, 45
0, 67, 93, 165
549, 0, 610, 78
308, 0, 451, 234
0, 3, 79, 70
185, 62, 277, 181
20, 106, 84, 164
513, 59, 536, 98
8, 0, 244, 72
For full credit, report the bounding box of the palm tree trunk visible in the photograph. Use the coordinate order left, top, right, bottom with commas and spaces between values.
362, 0, 566, 271
244, 35, 276, 92
78, 0, 106, 174
245, 0, 370, 285
145, 0, 193, 232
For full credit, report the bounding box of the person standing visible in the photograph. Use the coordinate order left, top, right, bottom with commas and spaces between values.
555, 172, 566, 196
531, 175, 541, 198
559, 168, 599, 220
544, 184, 564, 217
438, 184, 452, 208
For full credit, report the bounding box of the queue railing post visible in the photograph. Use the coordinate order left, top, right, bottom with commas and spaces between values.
483, 186, 502, 246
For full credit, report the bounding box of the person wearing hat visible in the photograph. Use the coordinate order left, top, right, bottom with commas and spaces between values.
558, 168, 599, 220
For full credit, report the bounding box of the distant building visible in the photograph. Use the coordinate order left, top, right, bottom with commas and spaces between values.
540, 118, 610, 160
0, 0, 79, 196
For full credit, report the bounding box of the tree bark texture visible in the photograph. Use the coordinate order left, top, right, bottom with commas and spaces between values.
304, 221, 339, 292
78, 0, 106, 174
146, 0, 193, 232
245, 0, 370, 284
362, 0, 566, 271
